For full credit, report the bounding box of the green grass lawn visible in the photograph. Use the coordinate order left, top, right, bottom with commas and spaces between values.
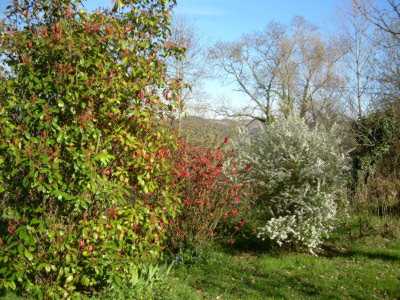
162, 218, 400, 300
163, 244, 400, 300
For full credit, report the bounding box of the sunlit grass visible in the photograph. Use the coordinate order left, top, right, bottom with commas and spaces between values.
163, 245, 400, 300
162, 217, 400, 300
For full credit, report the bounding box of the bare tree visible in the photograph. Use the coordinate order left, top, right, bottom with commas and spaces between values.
353, 0, 400, 42
338, 2, 380, 119
293, 17, 347, 123
167, 17, 209, 117
209, 17, 347, 124
352, 0, 400, 107
209, 22, 293, 123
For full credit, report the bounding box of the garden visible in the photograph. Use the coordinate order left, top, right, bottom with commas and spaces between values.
0, 0, 399, 299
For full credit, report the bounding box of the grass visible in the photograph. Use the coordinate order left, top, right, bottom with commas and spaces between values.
2, 216, 400, 299
162, 217, 400, 300
162, 247, 400, 299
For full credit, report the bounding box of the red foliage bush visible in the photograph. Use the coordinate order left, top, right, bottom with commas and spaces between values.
168, 139, 248, 248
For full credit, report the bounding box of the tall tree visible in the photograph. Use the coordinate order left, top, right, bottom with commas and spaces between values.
293, 17, 347, 123
167, 17, 209, 132
353, 0, 400, 42
353, 0, 400, 107
209, 22, 293, 123
342, 2, 377, 118
209, 17, 347, 124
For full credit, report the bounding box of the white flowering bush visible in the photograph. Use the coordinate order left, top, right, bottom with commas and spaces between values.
237, 116, 348, 252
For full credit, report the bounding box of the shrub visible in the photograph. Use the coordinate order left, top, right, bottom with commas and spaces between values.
237, 116, 348, 252
0, 0, 182, 297
97, 263, 174, 300
168, 139, 248, 249
350, 110, 400, 214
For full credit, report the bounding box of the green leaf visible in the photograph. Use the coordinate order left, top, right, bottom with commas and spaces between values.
94, 151, 115, 167
17, 227, 35, 246
65, 275, 73, 284
80, 276, 90, 287
24, 249, 33, 261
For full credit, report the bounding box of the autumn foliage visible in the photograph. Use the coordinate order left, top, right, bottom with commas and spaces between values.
168, 139, 248, 248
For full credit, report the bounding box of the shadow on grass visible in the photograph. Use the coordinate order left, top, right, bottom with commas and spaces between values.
322, 244, 400, 262
223, 235, 274, 254
169, 241, 400, 300
218, 225, 279, 256
186, 259, 339, 300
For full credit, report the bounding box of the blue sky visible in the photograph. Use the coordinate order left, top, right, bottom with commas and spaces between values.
82, 0, 344, 43
1, 0, 344, 41
173, 0, 343, 43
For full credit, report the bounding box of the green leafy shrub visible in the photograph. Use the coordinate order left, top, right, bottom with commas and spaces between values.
237, 116, 348, 252
351, 111, 397, 183
351, 110, 400, 214
97, 263, 174, 300
0, 0, 182, 297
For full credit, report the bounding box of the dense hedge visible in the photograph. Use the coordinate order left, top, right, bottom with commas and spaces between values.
351, 107, 400, 213
0, 0, 182, 297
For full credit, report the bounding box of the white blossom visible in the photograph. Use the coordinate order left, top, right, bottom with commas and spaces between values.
237, 115, 348, 252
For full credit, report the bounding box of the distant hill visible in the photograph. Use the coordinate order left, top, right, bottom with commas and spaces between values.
178, 115, 264, 147
179, 115, 239, 147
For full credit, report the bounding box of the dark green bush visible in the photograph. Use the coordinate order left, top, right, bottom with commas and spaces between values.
351, 108, 400, 214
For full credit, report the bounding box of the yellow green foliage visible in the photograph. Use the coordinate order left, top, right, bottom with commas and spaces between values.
0, 0, 182, 297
